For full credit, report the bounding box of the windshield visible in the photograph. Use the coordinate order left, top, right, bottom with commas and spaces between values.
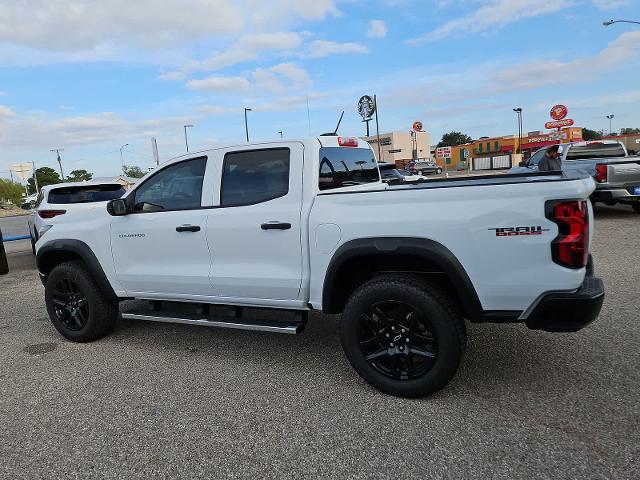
566, 143, 626, 160
48, 184, 126, 204
528, 149, 547, 166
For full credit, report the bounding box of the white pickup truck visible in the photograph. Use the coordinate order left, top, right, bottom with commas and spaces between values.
36, 136, 604, 397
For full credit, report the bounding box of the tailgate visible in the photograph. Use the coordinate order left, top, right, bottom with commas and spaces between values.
607, 159, 640, 186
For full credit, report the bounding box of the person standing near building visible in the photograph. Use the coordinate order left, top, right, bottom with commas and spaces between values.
538, 144, 562, 172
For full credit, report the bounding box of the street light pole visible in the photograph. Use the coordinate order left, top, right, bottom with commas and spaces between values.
120, 143, 129, 172
606, 114, 614, 135
603, 19, 640, 26
50, 148, 65, 180
513, 108, 523, 154
184, 124, 194, 152
244, 108, 252, 142
278, 131, 283, 139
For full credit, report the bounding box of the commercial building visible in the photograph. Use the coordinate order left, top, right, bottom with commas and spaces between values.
363, 131, 431, 165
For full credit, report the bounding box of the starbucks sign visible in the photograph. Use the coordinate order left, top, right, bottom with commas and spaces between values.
357, 95, 376, 121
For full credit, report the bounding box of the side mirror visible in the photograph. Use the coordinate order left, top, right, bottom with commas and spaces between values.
107, 198, 128, 216
518, 160, 527, 167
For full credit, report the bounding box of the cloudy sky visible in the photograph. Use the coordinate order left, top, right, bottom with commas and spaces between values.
1, 0, 639, 178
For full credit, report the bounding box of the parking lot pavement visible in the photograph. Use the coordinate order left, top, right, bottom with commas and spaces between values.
0, 214, 30, 237
1, 206, 638, 479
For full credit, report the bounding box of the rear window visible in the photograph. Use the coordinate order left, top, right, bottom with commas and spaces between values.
319, 147, 379, 190
566, 143, 626, 160
48, 184, 125, 204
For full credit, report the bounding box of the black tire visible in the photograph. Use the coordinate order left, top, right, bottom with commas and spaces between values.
0, 238, 8, 275
340, 274, 466, 398
31, 237, 36, 256
45, 260, 118, 342
632, 201, 640, 214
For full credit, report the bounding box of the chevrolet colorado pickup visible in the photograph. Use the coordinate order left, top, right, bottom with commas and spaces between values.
509, 140, 640, 212
36, 136, 605, 397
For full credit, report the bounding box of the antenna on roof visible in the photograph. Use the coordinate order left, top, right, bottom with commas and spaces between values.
320, 111, 345, 136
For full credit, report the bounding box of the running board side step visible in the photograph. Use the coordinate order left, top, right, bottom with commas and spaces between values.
121, 307, 308, 335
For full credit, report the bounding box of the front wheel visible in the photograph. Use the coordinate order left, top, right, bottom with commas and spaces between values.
340, 275, 466, 397
632, 201, 640, 213
436, 168, 443, 174
45, 261, 119, 342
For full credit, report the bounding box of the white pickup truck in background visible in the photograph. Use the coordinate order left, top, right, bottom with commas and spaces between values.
35, 136, 604, 397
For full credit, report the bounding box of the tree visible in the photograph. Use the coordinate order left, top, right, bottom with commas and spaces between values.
67, 169, 93, 182
0, 179, 24, 206
582, 128, 602, 141
437, 131, 472, 147
620, 128, 640, 135
122, 165, 146, 179
27, 167, 61, 194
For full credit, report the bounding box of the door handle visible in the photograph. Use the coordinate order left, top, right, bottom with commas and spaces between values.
261, 222, 291, 230
176, 225, 201, 232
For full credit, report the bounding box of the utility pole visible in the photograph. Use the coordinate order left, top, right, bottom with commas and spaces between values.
184, 124, 194, 152
120, 143, 129, 172
606, 114, 614, 135
32, 161, 39, 193
51, 148, 65, 180
244, 108, 252, 142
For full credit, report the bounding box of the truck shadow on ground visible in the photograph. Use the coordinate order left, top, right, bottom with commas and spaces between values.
109, 308, 598, 400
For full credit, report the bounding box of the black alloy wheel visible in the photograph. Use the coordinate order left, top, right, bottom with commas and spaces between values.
49, 278, 89, 331
358, 300, 438, 381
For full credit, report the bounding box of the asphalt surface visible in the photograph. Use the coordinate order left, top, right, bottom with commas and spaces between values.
1, 204, 638, 479
0, 214, 30, 238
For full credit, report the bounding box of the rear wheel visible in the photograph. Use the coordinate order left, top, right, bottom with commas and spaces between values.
45, 261, 118, 342
340, 275, 466, 397
632, 201, 640, 213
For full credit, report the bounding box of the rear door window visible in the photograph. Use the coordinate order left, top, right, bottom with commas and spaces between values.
319, 147, 379, 190
48, 184, 126, 204
221, 148, 290, 207
566, 143, 626, 160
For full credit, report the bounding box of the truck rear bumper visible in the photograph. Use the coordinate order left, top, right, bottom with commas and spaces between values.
524, 274, 604, 333
591, 187, 640, 202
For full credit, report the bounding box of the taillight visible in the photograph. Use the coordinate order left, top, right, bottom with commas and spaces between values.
546, 200, 589, 269
595, 164, 607, 183
337, 136, 359, 147
38, 210, 66, 219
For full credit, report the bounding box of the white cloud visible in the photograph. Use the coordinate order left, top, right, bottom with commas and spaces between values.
304, 40, 369, 58
160, 32, 303, 80
0, 1, 342, 52
491, 31, 640, 90
408, 0, 570, 43
253, 68, 286, 93
0, 106, 15, 119
270, 63, 312, 87
534, 90, 640, 111
186, 76, 251, 93
592, 0, 631, 8
367, 20, 388, 38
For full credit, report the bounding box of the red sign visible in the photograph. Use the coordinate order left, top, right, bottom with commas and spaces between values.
550, 105, 568, 121
545, 119, 574, 129
412, 121, 423, 132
